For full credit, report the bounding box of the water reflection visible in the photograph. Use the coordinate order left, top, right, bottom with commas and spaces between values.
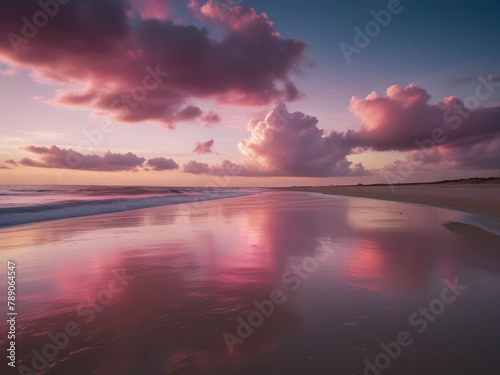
1, 192, 499, 374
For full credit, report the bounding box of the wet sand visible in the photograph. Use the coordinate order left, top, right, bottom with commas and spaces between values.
1, 192, 500, 374
285, 182, 500, 217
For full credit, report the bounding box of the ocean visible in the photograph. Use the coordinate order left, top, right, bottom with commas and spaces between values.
0, 185, 264, 227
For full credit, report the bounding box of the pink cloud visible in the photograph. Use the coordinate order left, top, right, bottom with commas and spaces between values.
17, 145, 182, 173
5, 159, 18, 166
184, 103, 369, 177
349, 83, 500, 152
193, 0, 283, 38
193, 139, 215, 154
236, 103, 366, 177
19, 158, 47, 168
146, 157, 179, 171
0, 0, 307, 128
201, 110, 221, 126
175, 106, 203, 122
183, 81, 500, 177
20, 145, 146, 172
350, 82, 500, 170
438, 136, 500, 169
183, 160, 211, 174
129, 0, 174, 20
183, 159, 245, 176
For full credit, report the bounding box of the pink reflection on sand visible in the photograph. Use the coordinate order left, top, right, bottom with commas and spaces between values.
344, 238, 385, 292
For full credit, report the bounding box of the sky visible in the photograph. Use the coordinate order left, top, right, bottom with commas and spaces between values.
0, 0, 499, 187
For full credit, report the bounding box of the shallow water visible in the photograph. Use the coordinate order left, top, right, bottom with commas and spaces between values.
0, 185, 262, 227
1, 191, 499, 374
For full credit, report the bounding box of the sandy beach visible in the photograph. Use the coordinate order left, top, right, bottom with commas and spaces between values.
1, 191, 500, 374
285, 180, 500, 218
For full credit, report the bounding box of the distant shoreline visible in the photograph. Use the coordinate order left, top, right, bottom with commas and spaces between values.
288, 176, 500, 188
282, 177, 500, 218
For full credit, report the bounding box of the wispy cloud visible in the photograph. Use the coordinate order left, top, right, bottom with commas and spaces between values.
193, 139, 215, 154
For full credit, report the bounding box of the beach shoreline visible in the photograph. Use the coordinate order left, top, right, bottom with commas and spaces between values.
282, 179, 500, 218
3, 191, 500, 374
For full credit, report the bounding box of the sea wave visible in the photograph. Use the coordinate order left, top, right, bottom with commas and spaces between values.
0, 190, 257, 227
